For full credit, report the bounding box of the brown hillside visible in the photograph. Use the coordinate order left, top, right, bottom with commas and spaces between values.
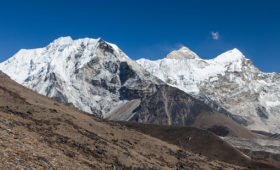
119, 121, 278, 170
0, 73, 246, 169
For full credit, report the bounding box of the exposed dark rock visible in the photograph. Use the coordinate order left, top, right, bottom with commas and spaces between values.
97, 38, 114, 54
44, 72, 57, 82
87, 57, 99, 66
119, 62, 136, 85
129, 85, 212, 126
119, 87, 146, 100
91, 79, 101, 86
49, 109, 58, 113
123, 85, 254, 138
207, 125, 230, 137
103, 61, 119, 73
256, 105, 268, 119
110, 76, 119, 84
51, 91, 69, 104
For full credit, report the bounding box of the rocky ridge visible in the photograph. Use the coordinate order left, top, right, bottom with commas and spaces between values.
137, 47, 280, 133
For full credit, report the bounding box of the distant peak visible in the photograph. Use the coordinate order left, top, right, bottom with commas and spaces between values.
166, 46, 200, 60
51, 36, 73, 46
224, 48, 245, 58
213, 48, 246, 64
228, 48, 244, 56
97, 37, 103, 41
97, 37, 107, 44
178, 46, 191, 52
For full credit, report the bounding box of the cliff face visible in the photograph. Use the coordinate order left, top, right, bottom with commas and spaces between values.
127, 85, 254, 138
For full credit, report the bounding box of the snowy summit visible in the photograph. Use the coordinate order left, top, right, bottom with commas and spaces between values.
137, 46, 280, 133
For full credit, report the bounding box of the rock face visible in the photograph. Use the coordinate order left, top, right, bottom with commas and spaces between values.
130, 85, 206, 126
0, 37, 162, 117
126, 85, 254, 138
137, 47, 280, 133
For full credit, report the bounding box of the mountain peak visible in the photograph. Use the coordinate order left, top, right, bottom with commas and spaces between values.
178, 46, 191, 51
227, 48, 245, 58
213, 48, 246, 64
51, 36, 73, 45
166, 46, 201, 60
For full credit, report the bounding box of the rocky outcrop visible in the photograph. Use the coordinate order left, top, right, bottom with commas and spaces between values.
111, 85, 255, 138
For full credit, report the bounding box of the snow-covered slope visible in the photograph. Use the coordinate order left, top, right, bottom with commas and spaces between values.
0, 36, 162, 117
2, 37, 279, 134
137, 47, 280, 133
0, 37, 252, 138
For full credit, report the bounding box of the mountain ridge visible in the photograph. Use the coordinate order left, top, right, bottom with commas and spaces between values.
137, 46, 280, 133
0, 36, 163, 117
0, 36, 256, 138
1, 36, 280, 134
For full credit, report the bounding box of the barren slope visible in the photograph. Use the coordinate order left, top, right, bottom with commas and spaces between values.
0, 73, 247, 169
120, 121, 278, 169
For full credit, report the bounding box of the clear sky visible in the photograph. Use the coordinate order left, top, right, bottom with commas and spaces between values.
0, 0, 279, 72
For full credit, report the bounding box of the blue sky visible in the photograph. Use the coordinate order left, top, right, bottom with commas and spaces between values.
0, 0, 280, 72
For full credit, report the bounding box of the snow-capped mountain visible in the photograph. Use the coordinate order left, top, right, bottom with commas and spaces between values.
1, 36, 279, 134
0, 36, 255, 138
137, 47, 280, 133
0, 36, 163, 117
